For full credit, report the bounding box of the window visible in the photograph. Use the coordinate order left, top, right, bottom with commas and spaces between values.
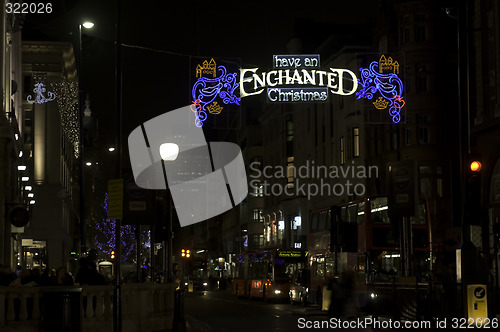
415, 13, 425, 22
416, 76, 427, 93
287, 156, 295, 189
418, 127, 429, 144
405, 128, 412, 145
353, 127, 360, 157
415, 26, 426, 41
253, 208, 263, 222
371, 197, 390, 224
346, 204, 357, 223
357, 202, 365, 224
401, 28, 410, 44
307, 108, 311, 131
340, 137, 345, 164
391, 130, 398, 150
322, 108, 326, 143
286, 114, 294, 157
416, 114, 428, 123
250, 182, 264, 197
374, 128, 380, 156
286, 116, 294, 141
416, 64, 426, 73
330, 103, 334, 137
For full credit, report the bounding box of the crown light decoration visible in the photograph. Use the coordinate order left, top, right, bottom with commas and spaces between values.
27, 82, 56, 104
207, 101, 223, 114
356, 54, 405, 123
373, 97, 389, 109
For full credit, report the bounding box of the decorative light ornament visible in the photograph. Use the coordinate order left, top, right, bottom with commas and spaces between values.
51, 80, 80, 157
27, 83, 56, 104
191, 58, 240, 127
356, 55, 405, 123
89, 193, 138, 261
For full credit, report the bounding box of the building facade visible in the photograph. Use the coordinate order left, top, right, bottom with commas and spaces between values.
19, 41, 80, 272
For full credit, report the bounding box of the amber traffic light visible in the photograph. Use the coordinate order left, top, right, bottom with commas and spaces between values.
470, 160, 482, 172
181, 249, 190, 258
110, 250, 115, 259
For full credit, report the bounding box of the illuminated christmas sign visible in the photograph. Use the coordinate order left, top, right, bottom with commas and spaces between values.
240, 54, 358, 102
356, 55, 405, 123
190, 58, 241, 127
189, 54, 405, 126
27, 82, 56, 104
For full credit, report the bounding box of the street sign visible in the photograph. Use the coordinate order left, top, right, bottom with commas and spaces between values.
387, 161, 418, 218
122, 175, 154, 225
467, 284, 488, 324
9, 206, 30, 227
107, 178, 124, 220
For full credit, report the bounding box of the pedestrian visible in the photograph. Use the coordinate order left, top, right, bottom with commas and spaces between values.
0, 265, 16, 286
10, 268, 37, 287
54, 266, 74, 286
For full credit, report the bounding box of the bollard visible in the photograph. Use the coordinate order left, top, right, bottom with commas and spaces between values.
173, 288, 186, 332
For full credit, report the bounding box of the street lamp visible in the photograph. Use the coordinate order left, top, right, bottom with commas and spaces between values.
82, 21, 94, 29
78, 21, 94, 256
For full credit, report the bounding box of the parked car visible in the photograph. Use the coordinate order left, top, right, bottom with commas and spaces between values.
289, 268, 310, 306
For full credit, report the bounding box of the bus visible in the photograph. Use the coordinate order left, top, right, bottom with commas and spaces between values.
307, 196, 432, 313
231, 249, 308, 300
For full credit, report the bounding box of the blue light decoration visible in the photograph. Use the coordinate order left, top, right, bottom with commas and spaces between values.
27, 82, 56, 104
191, 59, 240, 127
90, 193, 136, 262
356, 55, 405, 123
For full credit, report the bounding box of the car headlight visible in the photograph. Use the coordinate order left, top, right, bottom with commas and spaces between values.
203, 282, 208, 286
370, 292, 378, 299
185, 282, 188, 286
274, 289, 281, 294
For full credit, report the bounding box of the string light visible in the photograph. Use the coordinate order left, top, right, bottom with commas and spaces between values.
50, 80, 80, 157
89, 193, 150, 262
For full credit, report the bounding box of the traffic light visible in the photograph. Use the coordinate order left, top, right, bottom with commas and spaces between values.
470, 160, 482, 172
464, 155, 482, 224
110, 250, 115, 260
181, 249, 190, 258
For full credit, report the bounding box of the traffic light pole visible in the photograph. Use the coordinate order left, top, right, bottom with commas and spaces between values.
114, 0, 122, 331
458, 0, 471, 241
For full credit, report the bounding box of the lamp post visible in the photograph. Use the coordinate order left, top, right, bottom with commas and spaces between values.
78, 21, 94, 256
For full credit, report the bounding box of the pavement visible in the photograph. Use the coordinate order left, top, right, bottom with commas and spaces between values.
185, 314, 212, 332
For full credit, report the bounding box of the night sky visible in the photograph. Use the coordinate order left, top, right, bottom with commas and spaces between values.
21, 0, 378, 165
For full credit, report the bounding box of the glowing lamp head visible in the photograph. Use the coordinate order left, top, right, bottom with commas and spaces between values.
470, 161, 482, 172
110, 250, 115, 259
160, 143, 179, 161
82, 21, 94, 29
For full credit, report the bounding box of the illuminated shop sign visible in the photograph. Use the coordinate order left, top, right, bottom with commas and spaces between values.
277, 250, 307, 258
240, 54, 358, 102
